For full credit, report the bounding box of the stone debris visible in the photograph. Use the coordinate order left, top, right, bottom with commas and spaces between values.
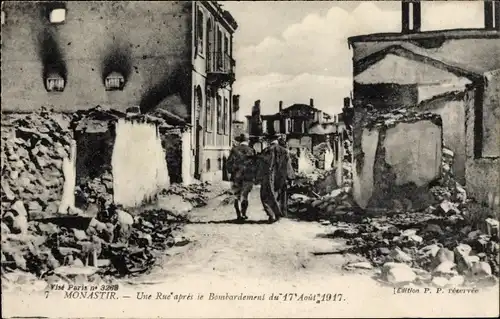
160, 182, 213, 208
1, 110, 73, 219
1, 203, 187, 284
305, 136, 500, 288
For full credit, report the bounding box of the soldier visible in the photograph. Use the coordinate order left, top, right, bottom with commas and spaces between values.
258, 135, 295, 223
226, 133, 257, 222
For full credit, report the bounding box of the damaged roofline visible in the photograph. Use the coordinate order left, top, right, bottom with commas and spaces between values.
353, 45, 484, 82
205, 1, 238, 32
347, 28, 500, 47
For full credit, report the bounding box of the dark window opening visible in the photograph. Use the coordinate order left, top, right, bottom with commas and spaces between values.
217, 94, 222, 134
45, 72, 65, 92
105, 72, 125, 91
197, 8, 204, 54
206, 88, 213, 131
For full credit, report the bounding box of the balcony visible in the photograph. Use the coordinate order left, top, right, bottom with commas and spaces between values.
206, 52, 235, 88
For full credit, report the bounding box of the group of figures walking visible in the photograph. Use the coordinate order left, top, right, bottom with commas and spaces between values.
226, 134, 295, 223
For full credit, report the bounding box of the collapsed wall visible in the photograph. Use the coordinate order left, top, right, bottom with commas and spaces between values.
1, 110, 73, 219
353, 108, 443, 212
2, 107, 186, 219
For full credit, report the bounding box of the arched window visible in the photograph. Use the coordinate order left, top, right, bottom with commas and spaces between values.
206, 158, 211, 172
206, 88, 213, 131
195, 86, 203, 122
206, 18, 213, 70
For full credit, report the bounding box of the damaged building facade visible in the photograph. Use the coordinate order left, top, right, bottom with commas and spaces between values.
348, 1, 500, 211
1, 1, 238, 212
244, 99, 350, 185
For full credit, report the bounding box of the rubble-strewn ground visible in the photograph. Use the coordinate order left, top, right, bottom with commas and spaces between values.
1, 180, 225, 289
286, 160, 499, 288
2, 185, 499, 318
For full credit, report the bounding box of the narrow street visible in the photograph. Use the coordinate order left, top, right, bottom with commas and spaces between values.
139, 186, 362, 284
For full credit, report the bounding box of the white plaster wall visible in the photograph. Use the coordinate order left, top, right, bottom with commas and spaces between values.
384, 120, 441, 187
112, 119, 170, 207
58, 140, 77, 213
182, 129, 192, 185
355, 54, 468, 85
353, 129, 379, 209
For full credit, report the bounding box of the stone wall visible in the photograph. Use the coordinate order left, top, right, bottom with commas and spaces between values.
465, 88, 500, 209
482, 70, 500, 158
1, 1, 192, 116
350, 36, 500, 73
418, 91, 467, 184
353, 82, 418, 110
353, 109, 442, 211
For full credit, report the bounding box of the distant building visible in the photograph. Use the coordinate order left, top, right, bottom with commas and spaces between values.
348, 0, 499, 208
244, 99, 349, 173
231, 94, 245, 139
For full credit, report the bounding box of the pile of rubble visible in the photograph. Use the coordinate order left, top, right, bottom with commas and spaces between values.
338, 201, 499, 287
288, 187, 357, 221
289, 168, 340, 197
1, 110, 73, 219
75, 170, 114, 209
1, 202, 187, 286
160, 182, 213, 208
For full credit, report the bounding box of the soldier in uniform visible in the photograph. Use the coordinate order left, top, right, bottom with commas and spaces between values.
258, 135, 295, 223
226, 133, 257, 221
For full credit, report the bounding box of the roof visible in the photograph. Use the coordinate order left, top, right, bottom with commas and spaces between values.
354, 45, 484, 82
348, 28, 500, 46
280, 103, 333, 119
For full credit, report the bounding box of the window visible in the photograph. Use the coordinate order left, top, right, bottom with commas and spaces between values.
293, 119, 303, 133
45, 72, 65, 92
274, 120, 280, 134
223, 98, 228, 135
217, 157, 222, 170
49, 8, 66, 24
224, 35, 229, 55
262, 120, 268, 134
206, 88, 213, 131
206, 159, 211, 172
217, 29, 223, 68
286, 118, 292, 133
105, 72, 125, 91
196, 8, 204, 54
206, 19, 212, 70
195, 86, 203, 122
216, 94, 222, 134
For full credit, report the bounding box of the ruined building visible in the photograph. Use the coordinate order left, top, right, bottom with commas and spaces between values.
244, 99, 349, 179
348, 1, 499, 210
1, 1, 238, 210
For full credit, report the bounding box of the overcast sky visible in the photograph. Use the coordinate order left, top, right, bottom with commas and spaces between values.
222, 1, 485, 119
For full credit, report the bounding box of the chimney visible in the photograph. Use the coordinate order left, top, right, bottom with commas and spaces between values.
485, 1, 494, 29
401, 1, 421, 33
413, 1, 421, 32
279, 100, 283, 112
496, 0, 500, 30
402, 1, 410, 33
485, 0, 499, 30
309, 98, 314, 107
